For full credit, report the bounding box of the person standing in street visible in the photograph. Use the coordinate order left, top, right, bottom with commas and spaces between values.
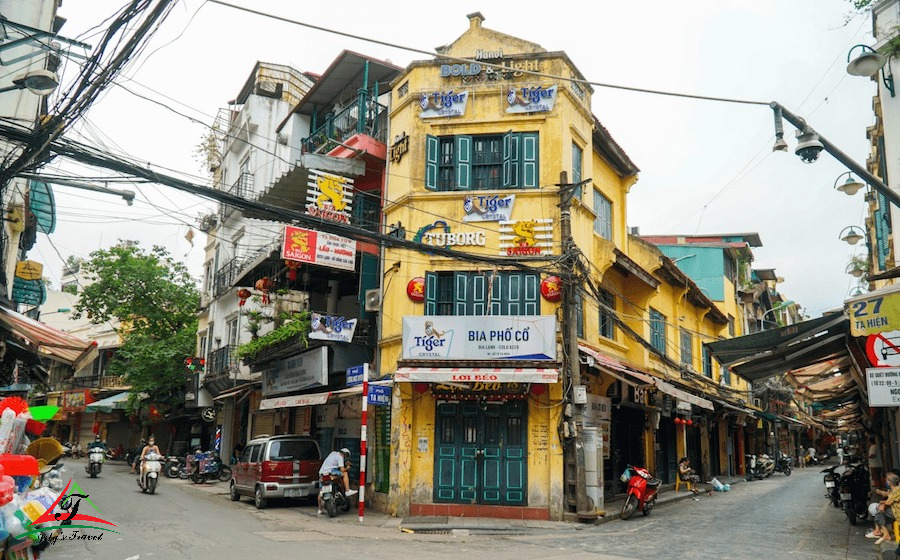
868, 435, 884, 489
837, 444, 844, 466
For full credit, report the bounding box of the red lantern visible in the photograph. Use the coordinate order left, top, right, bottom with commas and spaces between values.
237, 288, 252, 307
674, 418, 682, 424
285, 260, 301, 281
407, 277, 425, 303
540, 276, 562, 302
255, 277, 274, 304
530, 384, 546, 396
687, 419, 693, 426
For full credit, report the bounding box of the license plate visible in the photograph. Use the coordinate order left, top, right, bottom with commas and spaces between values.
321, 484, 332, 493
840, 492, 851, 500
286, 489, 302, 498
825, 481, 835, 488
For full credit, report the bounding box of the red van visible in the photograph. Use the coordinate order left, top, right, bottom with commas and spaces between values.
230, 435, 322, 509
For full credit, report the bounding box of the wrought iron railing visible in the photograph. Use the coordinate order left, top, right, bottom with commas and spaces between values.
220, 171, 254, 219
207, 344, 237, 376
302, 94, 388, 154
213, 259, 241, 297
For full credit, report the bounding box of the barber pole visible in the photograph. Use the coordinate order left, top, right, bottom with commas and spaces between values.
358, 363, 368, 523
215, 427, 221, 452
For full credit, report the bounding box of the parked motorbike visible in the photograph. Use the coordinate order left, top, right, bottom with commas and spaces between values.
188, 451, 232, 483
773, 452, 792, 476
619, 465, 661, 520
85, 446, 105, 478
164, 455, 184, 478
839, 461, 870, 525
137, 451, 162, 494
319, 469, 353, 517
745, 454, 768, 480
821, 465, 844, 508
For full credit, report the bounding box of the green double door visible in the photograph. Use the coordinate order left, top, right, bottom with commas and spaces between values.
434, 400, 527, 505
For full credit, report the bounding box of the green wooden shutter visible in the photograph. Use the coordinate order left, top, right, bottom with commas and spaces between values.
490, 273, 502, 315
425, 135, 439, 191
454, 271, 469, 315
472, 272, 488, 315
456, 135, 471, 190
521, 133, 539, 188
425, 272, 438, 314
523, 273, 538, 315
502, 131, 519, 188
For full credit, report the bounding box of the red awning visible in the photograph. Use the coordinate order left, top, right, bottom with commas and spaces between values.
0, 306, 98, 370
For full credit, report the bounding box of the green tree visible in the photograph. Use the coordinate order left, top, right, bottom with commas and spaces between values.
73, 243, 199, 408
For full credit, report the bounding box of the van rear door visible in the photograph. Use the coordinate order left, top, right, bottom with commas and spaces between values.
260, 439, 321, 489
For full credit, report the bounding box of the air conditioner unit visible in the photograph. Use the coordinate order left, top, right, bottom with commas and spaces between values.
364, 289, 382, 312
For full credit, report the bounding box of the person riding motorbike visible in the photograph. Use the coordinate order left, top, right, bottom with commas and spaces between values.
87, 434, 108, 453
317, 448, 357, 515
139, 437, 161, 476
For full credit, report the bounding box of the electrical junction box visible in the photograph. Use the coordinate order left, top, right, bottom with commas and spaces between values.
573, 385, 587, 404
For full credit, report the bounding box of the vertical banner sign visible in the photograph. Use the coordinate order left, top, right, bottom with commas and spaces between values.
358, 363, 368, 523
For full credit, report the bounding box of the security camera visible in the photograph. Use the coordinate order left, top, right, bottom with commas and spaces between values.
795, 129, 824, 164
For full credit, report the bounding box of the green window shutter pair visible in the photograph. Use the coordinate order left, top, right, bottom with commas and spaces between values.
426, 133, 538, 190
423, 272, 540, 316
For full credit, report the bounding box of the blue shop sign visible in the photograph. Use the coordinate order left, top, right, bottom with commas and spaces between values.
368, 385, 391, 406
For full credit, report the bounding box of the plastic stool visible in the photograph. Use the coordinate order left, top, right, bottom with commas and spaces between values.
893, 519, 900, 543
675, 477, 693, 492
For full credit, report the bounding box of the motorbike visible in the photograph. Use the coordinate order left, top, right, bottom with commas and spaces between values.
137, 451, 162, 494
319, 469, 353, 517
164, 455, 185, 478
745, 454, 770, 480
85, 446, 105, 478
838, 461, 870, 525
188, 451, 232, 483
619, 465, 661, 520
821, 465, 844, 508
773, 452, 792, 476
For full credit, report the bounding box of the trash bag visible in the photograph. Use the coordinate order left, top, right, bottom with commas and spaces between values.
620, 468, 631, 483
710, 477, 726, 491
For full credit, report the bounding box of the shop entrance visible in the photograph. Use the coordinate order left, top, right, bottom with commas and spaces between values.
434, 400, 527, 506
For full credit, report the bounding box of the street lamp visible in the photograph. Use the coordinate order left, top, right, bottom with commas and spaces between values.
0, 70, 59, 96
839, 226, 865, 246
834, 172, 864, 196
846, 44, 895, 98
761, 300, 796, 328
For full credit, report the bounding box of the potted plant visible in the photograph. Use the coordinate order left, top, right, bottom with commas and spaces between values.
846, 255, 868, 279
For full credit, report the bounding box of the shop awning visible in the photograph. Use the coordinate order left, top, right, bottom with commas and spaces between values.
394, 366, 559, 384
0, 306, 98, 370
653, 379, 715, 410
259, 380, 392, 410
85, 392, 129, 413
704, 314, 848, 382
579, 344, 714, 410
213, 381, 258, 401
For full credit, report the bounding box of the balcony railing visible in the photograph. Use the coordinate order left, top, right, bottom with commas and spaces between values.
213, 258, 241, 298
207, 344, 237, 376
302, 94, 388, 154
220, 171, 254, 219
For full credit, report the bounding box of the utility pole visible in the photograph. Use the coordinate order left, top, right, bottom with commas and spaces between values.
557, 171, 595, 519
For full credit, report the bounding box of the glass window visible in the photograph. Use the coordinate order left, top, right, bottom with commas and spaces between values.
593, 190, 612, 240
572, 143, 583, 198
473, 136, 502, 189
227, 318, 239, 347
599, 290, 616, 340
438, 137, 455, 190
240, 445, 253, 463
248, 444, 261, 463
268, 439, 319, 461
702, 346, 713, 378
680, 329, 693, 366
722, 366, 731, 386
649, 308, 667, 356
